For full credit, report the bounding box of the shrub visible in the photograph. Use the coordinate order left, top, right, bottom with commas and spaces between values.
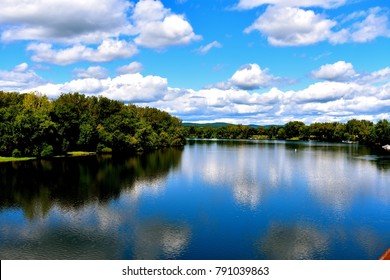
12, 149, 22, 158
40, 145, 54, 158
101, 147, 112, 153
96, 143, 112, 154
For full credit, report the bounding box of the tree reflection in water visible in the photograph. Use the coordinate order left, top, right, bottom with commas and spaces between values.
0, 148, 183, 219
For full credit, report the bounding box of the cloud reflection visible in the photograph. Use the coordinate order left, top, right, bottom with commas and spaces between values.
182, 143, 264, 208
182, 141, 303, 208
302, 147, 390, 213
133, 220, 191, 259
258, 223, 329, 260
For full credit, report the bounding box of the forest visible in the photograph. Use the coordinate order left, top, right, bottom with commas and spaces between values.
0, 91, 186, 158
184, 119, 390, 146
1, 91, 389, 159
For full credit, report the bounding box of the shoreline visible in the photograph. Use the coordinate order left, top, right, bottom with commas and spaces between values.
0, 151, 97, 163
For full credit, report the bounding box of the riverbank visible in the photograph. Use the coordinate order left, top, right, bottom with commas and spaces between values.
0, 151, 97, 163
0, 156, 35, 163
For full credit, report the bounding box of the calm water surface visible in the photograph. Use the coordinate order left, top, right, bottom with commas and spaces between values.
1, 140, 390, 259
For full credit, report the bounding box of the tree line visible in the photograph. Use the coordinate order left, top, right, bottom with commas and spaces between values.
184, 119, 390, 146
0, 91, 186, 158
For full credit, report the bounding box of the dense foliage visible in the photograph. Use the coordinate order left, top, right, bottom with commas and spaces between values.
184, 120, 390, 146
0, 91, 185, 158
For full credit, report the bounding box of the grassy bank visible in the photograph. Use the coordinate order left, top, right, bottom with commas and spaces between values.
66, 151, 96, 157
0, 156, 35, 163
0, 151, 96, 163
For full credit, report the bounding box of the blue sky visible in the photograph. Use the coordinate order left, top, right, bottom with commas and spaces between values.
0, 0, 389, 124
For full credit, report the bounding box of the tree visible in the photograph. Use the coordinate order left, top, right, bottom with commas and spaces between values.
342, 119, 374, 143
374, 119, 390, 145
284, 121, 306, 139
0, 91, 186, 157
12, 93, 57, 157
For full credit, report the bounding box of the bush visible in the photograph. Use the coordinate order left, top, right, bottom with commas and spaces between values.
12, 149, 22, 158
40, 145, 54, 158
96, 143, 112, 154
101, 147, 112, 153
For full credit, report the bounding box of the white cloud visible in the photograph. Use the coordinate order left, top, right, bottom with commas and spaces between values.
0, 0, 200, 64
207, 63, 288, 90
197, 41, 222, 54
117, 62, 144, 74
312, 61, 357, 81
329, 7, 390, 44
350, 7, 390, 43
103, 74, 168, 102
293, 81, 361, 104
132, 0, 201, 48
31, 73, 168, 103
235, 0, 346, 10
132, 0, 168, 24
133, 15, 200, 48
0, 63, 45, 92
73, 66, 108, 79
340, 10, 368, 24
27, 39, 138, 65
0, 0, 133, 43
13, 63, 29, 72
154, 70, 389, 124
7, 62, 387, 125
361, 67, 390, 85
245, 6, 390, 46
230, 64, 276, 90
245, 6, 336, 46
152, 87, 278, 119
312, 61, 390, 85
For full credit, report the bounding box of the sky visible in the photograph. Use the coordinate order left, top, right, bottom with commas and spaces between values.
0, 0, 389, 125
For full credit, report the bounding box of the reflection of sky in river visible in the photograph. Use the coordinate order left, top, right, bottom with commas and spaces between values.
181, 142, 390, 210
1, 141, 390, 259
178, 141, 390, 259
0, 174, 191, 260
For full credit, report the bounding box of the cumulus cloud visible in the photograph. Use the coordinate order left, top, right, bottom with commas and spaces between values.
73, 66, 108, 79
0, 0, 200, 64
132, 0, 201, 48
0, 63, 45, 92
197, 41, 223, 54
31, 73, 168, 103
117, 62, 144, 74
235, 0, 346, 10
329, 7, 390, 44
151, 87, 279, 120
245, 6, 390, 46
349, 7, 390, 43
312, 61, 390, 85
151, 66, 390, 124
361, 67, 390, 85
230, 64, 278, 90
293, 81, 360, 104
27, 39, 138, 65
7, 62, 388, 125
0, 0, 133, 43
206, 63, 289, 90
312, 61, 357, 81
245, 6, 336, 46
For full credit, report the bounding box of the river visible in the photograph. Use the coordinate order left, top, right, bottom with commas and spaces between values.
1, 140, 389, 259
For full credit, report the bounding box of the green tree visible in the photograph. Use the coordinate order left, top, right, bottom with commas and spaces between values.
12, 93, 57, 157
374, 119, 390, 145
284, 121, 306, 139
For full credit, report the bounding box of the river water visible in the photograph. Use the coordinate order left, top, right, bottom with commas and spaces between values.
1, 140, 389, 259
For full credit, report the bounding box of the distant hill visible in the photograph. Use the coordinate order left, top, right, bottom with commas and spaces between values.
182, 122, 231, 128
182, 122, 282, 128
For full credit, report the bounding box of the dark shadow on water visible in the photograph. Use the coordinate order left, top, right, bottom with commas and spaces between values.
0, 148, 183, 219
